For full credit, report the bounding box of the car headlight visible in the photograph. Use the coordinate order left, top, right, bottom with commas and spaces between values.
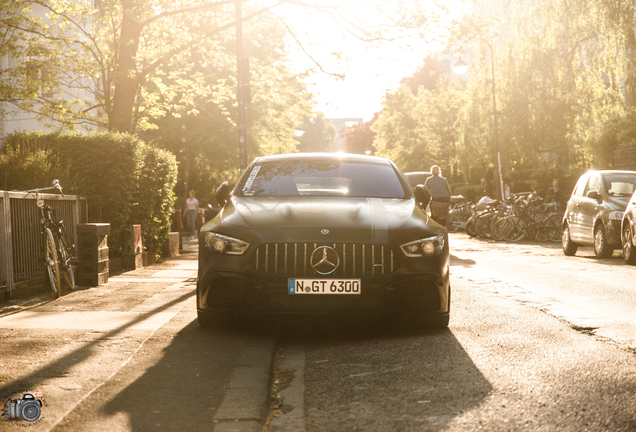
609, 211, 624, 221
400, 235, 445, 257
204, 232, 250, 255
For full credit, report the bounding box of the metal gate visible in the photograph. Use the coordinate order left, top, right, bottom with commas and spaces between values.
1, 191, 82, 298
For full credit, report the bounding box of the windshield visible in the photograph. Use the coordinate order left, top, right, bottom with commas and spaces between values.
602, 173, 636, 197
239, 160, 407, 198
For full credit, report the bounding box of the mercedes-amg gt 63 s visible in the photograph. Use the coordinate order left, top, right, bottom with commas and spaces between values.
197, 153, 450, 328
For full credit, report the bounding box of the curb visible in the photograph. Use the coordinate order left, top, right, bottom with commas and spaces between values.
213, 337, 276, 431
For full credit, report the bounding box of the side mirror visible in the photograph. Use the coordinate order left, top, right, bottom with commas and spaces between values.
216, 181, 230, 207
586, 190, 601, 202
414, 184, 431, 209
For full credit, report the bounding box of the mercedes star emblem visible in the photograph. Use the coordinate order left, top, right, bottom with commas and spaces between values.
310, 246, 340, 275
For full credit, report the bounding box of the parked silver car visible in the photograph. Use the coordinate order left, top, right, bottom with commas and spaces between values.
562, 170, 636, 258
621, 190, 636, 264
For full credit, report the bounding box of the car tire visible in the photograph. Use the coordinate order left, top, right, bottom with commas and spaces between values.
623, 224, 636, 265
562, 223, 578, 256
594, 224, 613, 258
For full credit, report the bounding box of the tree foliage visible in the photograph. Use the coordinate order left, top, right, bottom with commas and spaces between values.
341, 113, 378, 155
372, 74, 466, 179
372, 0, 636, 197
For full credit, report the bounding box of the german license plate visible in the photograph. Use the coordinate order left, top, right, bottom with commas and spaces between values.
288, 279, 361, 294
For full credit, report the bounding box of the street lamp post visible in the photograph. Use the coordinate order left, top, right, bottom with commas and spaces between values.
454, 43, 506, 202
235, 0, 248, 172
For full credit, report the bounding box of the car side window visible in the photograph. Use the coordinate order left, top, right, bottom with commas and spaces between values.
584, 175, 601, 196
573, 174, 588, 197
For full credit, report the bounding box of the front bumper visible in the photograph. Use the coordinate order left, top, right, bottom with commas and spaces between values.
197, 272, 449, 316
607, 219, 622, 245
197, 251, 450, 317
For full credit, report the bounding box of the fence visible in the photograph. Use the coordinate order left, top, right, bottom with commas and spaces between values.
1, 191, 85, 298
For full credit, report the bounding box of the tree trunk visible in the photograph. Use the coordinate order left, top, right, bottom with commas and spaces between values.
110, 0, 143, 133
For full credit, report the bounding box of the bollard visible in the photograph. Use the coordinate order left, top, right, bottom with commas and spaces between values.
77, 223, 110, 287
122, 224, 143, 270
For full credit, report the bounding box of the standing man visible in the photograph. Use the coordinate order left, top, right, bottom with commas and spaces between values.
546, 179, 567, 212
424, 165, 452, 227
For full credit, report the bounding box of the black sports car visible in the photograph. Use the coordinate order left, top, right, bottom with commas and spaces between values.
197, 153, 450, 328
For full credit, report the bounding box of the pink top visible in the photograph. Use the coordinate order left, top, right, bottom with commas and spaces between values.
186, 197, 198, 211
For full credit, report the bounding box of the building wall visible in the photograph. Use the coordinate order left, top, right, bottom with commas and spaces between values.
1, 2, 98, 139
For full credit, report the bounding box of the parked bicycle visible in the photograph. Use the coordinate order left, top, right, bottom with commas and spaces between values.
466, 199, 506, 238
493, 193, 560, 242
446, 196, 474, 233
21, 180, 76, 297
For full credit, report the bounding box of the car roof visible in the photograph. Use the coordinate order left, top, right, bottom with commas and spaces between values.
404, 171, 432, 176
251, 152, 393, 165
590, 170, 636, 175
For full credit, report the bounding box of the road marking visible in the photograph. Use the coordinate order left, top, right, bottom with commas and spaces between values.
270, 345, 306, 432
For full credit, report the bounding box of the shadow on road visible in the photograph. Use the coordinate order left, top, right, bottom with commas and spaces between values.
100, 322, 249, 432
276, 315, 493, 431
53, 319, 276, 431
450, 253, 476, 268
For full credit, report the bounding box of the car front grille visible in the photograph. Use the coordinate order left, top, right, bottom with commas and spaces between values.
249, 243, 396, 277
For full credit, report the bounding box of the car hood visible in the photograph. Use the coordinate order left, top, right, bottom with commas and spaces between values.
219, 197, 422, 231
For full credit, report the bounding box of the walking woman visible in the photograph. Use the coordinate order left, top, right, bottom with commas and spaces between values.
183, 190, 199, 239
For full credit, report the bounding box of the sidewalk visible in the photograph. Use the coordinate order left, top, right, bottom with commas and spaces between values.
0, 236, 274, 431
0, 236, 198, 314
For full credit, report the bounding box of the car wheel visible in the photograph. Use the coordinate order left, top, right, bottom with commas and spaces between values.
562, 223, 578, 256
623, 224, 636, 265
594, 225, 613, 258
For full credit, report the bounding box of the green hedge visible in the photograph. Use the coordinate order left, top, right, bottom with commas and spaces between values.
453, 184, 487, 203
0, 131, 177, 256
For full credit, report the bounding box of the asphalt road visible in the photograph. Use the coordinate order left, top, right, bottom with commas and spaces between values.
0, 234, 635, 431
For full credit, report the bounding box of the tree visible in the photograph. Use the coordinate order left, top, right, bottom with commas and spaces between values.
341, 113, 378, 155
447, 0, 635, 193
1, 0, 452, 133
587, 109, 636, 168
139, 12, 315, 205
402, 57, 443, 95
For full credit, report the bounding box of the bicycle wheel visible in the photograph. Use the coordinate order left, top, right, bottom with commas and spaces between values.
538, 215, 559, 242
57, 235, 76, 289
466, 218, 478, 237
501, 216, 526, 242
491, 215, 505, 241
535, 217, 550, 242
475, 213, 492, 238
446, 212, 460, 233
44, 228, 61, 298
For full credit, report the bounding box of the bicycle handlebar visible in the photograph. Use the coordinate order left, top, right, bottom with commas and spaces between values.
21, 179, 64, 197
